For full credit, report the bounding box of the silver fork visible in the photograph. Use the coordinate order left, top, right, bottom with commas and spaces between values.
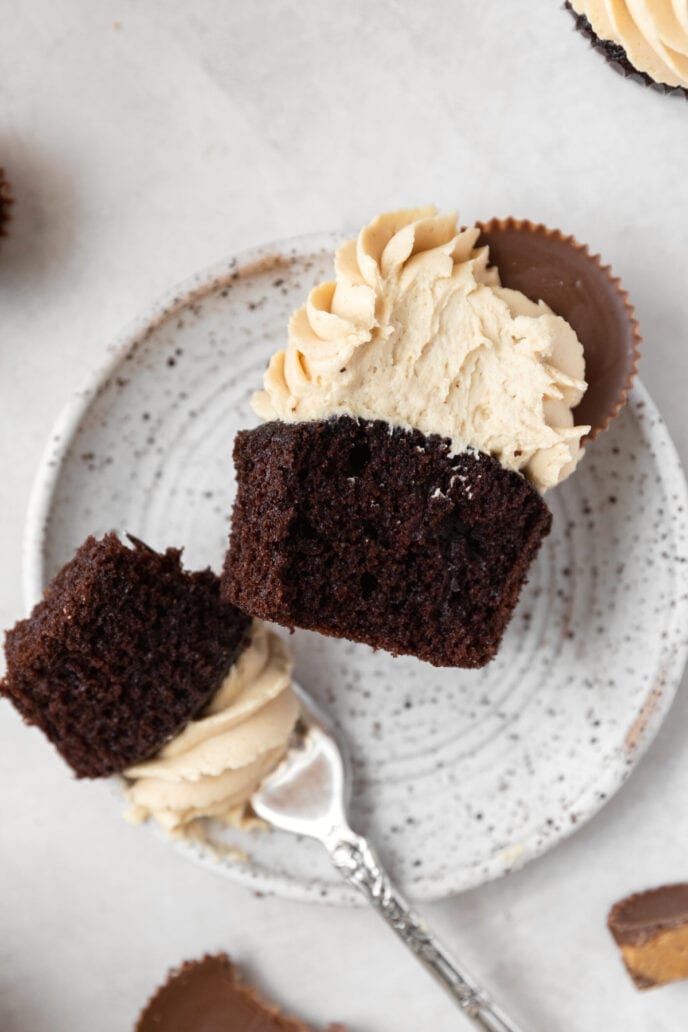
252, 684, 525, 1032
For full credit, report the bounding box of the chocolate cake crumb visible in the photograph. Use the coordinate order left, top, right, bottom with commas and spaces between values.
1, 534, 250, 777
0, 168, 13, 237
222, 417, 551, 668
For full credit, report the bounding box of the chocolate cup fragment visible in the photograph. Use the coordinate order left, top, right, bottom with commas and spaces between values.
476, 217, 641, 438
0, 168, 12, 238
136, 954, 348, 1032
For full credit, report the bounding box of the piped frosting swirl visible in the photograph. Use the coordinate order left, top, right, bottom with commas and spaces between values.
253, 207, 589, 492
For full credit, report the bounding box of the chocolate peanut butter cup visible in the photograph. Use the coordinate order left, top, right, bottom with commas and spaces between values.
135, 954, 348, 1032
0, 168, 12, 238
476, 217, 641, 438
608, 884, 688, 989
565, 3, 688, 98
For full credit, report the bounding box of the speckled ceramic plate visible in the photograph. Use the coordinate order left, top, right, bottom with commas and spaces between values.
24, 234, 688, 905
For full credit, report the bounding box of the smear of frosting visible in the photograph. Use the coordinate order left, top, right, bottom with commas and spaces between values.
572, 0, 688, 88
124, 622, 297, 834
253, 206, 589, 492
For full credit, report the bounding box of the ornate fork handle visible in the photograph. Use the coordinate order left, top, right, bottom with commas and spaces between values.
326, 828, 524, 1032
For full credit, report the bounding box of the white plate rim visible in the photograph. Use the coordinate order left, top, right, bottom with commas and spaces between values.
21, 233, 688, 905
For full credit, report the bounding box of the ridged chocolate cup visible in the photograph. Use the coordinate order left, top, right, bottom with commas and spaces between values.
0, 168, 12, 238
476, 217, 641, 439
135, 954, 348, 1032
565, 2, 688, 99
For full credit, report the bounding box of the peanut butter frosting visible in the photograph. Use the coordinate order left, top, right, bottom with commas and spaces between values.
124, 622, 298, 833
571, 0, 688, 87
253, 207, 589, 492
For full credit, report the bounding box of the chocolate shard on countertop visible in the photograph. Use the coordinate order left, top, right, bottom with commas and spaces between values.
135, 954, 348, 1032
608, 884, 688, 989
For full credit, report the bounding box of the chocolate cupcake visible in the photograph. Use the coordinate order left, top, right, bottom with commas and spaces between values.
135, 954, 348, 1032
567, 1, 688, 96
222, 206, 612, 668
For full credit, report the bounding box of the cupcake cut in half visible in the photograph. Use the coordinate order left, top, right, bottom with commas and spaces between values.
1, 533, 299, 836
222, 206, 592, 668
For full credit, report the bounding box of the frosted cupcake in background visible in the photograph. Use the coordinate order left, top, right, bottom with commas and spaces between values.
567, 1, 688, 94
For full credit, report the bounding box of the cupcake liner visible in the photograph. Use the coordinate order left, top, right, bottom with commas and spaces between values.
0, 168, 12, 238
475, 217, 641, 439
565, 2, 688, 99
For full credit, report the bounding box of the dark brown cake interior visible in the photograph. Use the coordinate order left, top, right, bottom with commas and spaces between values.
223, 417, 551, 668
135, 954, 347, 1032
1, 534, 250, 777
